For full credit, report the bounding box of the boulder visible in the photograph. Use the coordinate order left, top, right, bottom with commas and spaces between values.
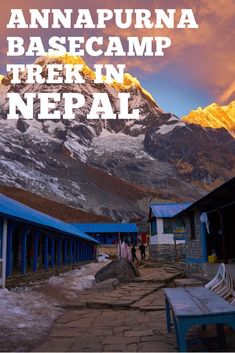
94, 278, 120, 290
95, 259, 140, 284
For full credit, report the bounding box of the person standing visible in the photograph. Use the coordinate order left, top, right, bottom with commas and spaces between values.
131, 244, 138, 262
139, 243, 146, 260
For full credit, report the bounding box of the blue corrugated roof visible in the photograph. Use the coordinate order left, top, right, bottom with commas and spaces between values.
150, 202, 192, 218
72, 223, 138, 233
0, 193, 98, 244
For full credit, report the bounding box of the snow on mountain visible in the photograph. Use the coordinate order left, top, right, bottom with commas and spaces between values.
183, 101, 235, 137
0, 54, 234, 220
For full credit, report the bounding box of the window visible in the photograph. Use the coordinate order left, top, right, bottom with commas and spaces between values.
163, 219, 173, 234
151, 219, 157, 235
189, 212, 196, 239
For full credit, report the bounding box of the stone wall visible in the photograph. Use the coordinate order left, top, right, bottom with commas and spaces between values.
183, 210, 206, 275
149, 243, 185, 263
184, 210, 203, 259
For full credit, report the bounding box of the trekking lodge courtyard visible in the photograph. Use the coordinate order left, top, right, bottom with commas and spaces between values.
0, 177, 235, 352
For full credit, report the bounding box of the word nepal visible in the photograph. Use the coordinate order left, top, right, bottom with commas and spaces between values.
7, 64, 139, 120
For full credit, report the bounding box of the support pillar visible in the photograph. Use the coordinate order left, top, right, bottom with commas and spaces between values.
58, 238, 62, 267
1, 219, 8, 288
50, 237, 55, 267
64, 239, 68, 265
21, 226, 28, 275
69, 240, 73, 265
6, 222, 13, 277
76, 242, 79, 262
44, 234, 48, 270
219, 210, 227, 263
33, 231, 39, 272
200, 223, 208, 262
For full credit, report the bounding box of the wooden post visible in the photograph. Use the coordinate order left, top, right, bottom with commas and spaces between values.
200, 223, 208, 262
58, 238, 62, 267
44, 234, 48, 270
33, 231, 39, 272
80, 242, 83, 261
74, 242, 77, 263
1, 219, 8, 288
85, 243, 87, 261
69, 240, 73, 265
219, 210, 227, 263
81, 242, 83, 261
73, 241, 75, 264
78, 241, 81, 262
6, 222, 13, 277
64, 239, 68, 265
76, 242, 79, 262
50, 237, 55, 267
21, 226, 28, 275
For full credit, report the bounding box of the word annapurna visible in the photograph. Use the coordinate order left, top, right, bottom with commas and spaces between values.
7, 9, 198, 29
7, 92, 139, 120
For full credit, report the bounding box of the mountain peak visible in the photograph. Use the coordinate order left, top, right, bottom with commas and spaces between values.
35, 53, 96, 80
1, 53, 156, 105
183, 100, 235, 136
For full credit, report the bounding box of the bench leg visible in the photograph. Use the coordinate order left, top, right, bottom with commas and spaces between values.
165, 298, 171, 333
177, 319, 189, 352
216, 324, 227, 348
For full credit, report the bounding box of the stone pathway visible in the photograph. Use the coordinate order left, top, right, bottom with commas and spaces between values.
33, 307, 176, 352
32, 266, 235, 352
80, 282, 164, 309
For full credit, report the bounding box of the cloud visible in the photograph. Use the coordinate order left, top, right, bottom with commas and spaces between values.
219, 81, 235, 103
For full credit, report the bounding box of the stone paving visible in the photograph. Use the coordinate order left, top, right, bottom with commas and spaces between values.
33, 307, 177, 352
32, 265, 235, 352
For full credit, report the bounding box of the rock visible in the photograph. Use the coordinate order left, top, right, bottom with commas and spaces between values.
16, 118, 30, 133
94, 278, 120, 290
95, 259, 140, 283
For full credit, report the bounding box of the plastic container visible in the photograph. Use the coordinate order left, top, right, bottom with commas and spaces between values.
208, 255, 218, 263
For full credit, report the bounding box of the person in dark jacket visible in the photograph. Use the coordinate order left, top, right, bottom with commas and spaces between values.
131, 244, 138, 262
139, 243, 146, 260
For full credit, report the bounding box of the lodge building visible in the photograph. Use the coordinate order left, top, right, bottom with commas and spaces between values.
0, 194, 98, 288
72, 223, 138, 245
176, 177, 235, 275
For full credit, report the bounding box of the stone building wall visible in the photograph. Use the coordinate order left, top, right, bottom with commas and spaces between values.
183, 210, 206, 275
184, 210, 203, 259
149, 243, 185, 263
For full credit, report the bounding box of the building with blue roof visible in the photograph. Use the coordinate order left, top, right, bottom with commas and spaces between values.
148, 202, 191, 249
72, 223, 138, 245
176, 177, 235, 275
0, 193, 98, 288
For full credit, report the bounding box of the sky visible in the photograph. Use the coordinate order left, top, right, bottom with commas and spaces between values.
0, 0, 234, 117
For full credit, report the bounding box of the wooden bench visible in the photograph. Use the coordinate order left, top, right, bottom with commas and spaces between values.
163, 287, 235, 352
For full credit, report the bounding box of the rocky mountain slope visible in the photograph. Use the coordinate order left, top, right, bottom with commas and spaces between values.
0, 55, 234, 220
183, 101, 235, 137
0, 185, 110, 222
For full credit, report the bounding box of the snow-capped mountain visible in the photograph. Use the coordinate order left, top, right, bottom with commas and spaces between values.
183, 101, 235, 137
0, 55, 234, 220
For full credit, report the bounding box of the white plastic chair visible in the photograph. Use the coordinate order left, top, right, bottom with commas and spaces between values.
213, 272, 233, 299
205, 263, 226, 290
